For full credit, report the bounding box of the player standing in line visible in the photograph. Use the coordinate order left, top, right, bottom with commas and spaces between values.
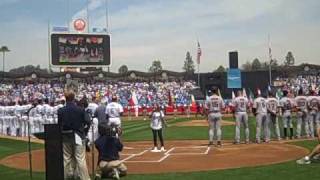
0, 105, 4, 135
307, 90, 320, 138
105, 96, 124, 137
42, 98, 51, 125
35, 99, 44, 132
279, 90, 295, 140
266, 92, 281, 141
232, 90, 250, 144
253, 92, 268, 143
295, 89, 309, 138
205, 88, 225, 147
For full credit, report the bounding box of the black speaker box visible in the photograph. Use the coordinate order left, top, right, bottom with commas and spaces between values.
229, 51, 238, 69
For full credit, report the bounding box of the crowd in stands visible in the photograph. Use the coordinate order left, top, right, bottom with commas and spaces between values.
0, 80, 197, 108
274, 75, 320, 95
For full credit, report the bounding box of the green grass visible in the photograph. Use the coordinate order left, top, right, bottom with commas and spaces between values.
0, 138, 45, 180
0, 116, 319, 180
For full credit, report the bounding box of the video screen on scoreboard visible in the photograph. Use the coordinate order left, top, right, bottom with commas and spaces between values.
51, 33, 110, 66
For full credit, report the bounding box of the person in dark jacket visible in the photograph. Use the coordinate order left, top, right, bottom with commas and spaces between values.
58, 90, 91, 180
94, 125, 127, 180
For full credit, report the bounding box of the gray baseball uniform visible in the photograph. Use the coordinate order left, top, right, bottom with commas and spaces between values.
279, 97, 294, 128
205, 95, 225, 142
295, 96, 308, 138
307, 96, 320, 137
253, 97, 268, 143
266, 97, 281, 140
232, 96, 249, 143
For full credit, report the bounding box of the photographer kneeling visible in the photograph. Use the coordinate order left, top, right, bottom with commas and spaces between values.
94, 125, 127, 180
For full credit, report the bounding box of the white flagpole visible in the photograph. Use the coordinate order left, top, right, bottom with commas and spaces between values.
268, 35, 272, 86
86, 0, 90, 33
197, 63, 200, 87
47, 20, 52, 72
197, 41, 201, 87
67, 0, 70, 32
105, 0, 109, 34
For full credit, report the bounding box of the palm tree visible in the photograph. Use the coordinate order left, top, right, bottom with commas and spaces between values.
0, 46, 10, 72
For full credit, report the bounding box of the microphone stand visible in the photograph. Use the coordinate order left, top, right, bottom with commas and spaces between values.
86, 111, 95, 179
26, 105, 36, 180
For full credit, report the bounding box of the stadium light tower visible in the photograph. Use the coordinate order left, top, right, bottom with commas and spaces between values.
0, 46, 10, 74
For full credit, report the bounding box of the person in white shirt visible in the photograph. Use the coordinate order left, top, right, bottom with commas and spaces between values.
253, 92, 268, 143
105, 96, 124, 127
150, 105, 166, 152
205, 88, 225, 146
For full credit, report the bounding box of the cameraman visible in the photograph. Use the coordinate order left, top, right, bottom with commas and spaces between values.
94, 125, 127, 180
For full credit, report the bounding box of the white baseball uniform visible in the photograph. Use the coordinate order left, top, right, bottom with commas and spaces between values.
105, 102, 124, 127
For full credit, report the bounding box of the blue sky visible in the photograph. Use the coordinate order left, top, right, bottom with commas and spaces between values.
1, 0, 320, 72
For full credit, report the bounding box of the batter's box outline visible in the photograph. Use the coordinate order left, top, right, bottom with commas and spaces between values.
168, 146, 211, 155
121, 146, 211, 163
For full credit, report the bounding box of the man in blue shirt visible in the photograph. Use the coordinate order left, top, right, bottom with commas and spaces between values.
94, 125, 127, 180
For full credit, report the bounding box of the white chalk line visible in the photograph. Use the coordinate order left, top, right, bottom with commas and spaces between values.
121, 149, 149, 162
164, 147, 175, 155
122, 146, 211, 163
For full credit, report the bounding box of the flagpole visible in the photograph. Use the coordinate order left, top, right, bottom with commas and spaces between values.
197, 63, 200, 87
268, 35, 272, 86
86, 0, 90, 33
48, 20, 51, 72
196, 40, 201, 87
105, 0, 109, 34
67, 0, 71, 32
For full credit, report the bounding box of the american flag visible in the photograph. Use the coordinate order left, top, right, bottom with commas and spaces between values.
197, 41, 202, 64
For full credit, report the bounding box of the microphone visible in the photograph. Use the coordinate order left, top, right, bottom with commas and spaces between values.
26, 103, 37, 116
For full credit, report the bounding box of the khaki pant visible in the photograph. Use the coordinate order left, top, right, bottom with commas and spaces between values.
96, 160, 127, 178
63, 138, 90, 180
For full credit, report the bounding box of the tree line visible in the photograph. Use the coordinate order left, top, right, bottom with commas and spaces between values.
6, 51, 296, 74
119, 51, 296, 74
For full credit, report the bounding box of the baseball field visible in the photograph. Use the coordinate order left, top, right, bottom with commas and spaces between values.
0, 116, 320, 180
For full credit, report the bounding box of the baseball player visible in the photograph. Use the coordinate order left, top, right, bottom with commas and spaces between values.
35, 99, 45, 132
307, 90, 320, 138
253, 92, 268, 143
105, 96, 124, 128
42, 99, 51, 125
295, 89, 309, 138
14, 101, 25, 136
8, 103, 17, 136
266, 91, 281, 141
232, 90, 250, 144
205, 88, 225, 146
279, 90, 295, 140
0, 104, 5, 135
